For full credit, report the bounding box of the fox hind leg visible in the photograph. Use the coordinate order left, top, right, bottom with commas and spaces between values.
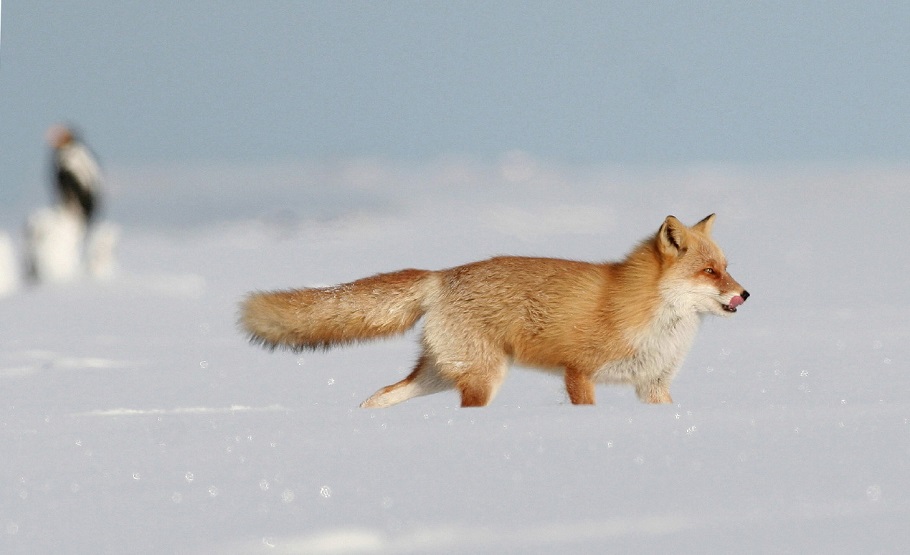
457, 378, 491, 407
451, 358, 509, 407
360, 353, 452, 408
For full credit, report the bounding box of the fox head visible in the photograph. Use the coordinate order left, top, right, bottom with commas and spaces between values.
656, 214, 749, 317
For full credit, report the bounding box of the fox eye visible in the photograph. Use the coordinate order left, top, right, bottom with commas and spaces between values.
703, 268, 716, 275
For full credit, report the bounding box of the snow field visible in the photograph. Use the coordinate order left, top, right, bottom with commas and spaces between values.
2, 159, 909, 553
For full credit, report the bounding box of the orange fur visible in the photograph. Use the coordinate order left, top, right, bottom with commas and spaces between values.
240, 214, 749, 407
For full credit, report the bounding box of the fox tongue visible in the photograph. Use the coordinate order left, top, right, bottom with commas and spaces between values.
727, 295, 745, 309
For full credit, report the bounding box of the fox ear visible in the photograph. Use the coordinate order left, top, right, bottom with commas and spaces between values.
658, 215, 688, 256
691, 213, 716, 236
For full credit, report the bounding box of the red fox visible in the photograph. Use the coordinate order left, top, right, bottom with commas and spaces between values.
241, 214, 748, 407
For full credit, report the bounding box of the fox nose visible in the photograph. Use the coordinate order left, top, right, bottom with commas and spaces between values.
741, 290, 750, 301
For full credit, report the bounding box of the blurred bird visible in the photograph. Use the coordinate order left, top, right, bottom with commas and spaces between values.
46, 125, 101, 224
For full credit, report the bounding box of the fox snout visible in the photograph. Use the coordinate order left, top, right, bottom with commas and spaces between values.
722, 289, 750, 313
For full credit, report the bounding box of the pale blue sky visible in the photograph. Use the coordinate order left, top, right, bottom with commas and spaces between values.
2, 1, 909, 220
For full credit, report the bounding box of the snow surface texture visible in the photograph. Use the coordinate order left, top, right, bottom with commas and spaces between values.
2, 158, 909, 554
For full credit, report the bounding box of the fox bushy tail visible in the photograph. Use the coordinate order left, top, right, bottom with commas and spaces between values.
240, 268, 433, 350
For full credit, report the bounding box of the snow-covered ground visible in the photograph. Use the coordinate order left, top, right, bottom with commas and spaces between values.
2, 158, 909, 553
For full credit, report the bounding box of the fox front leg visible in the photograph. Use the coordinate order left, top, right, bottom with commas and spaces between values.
635, 377, 674, 404
565, 367, 596, 405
